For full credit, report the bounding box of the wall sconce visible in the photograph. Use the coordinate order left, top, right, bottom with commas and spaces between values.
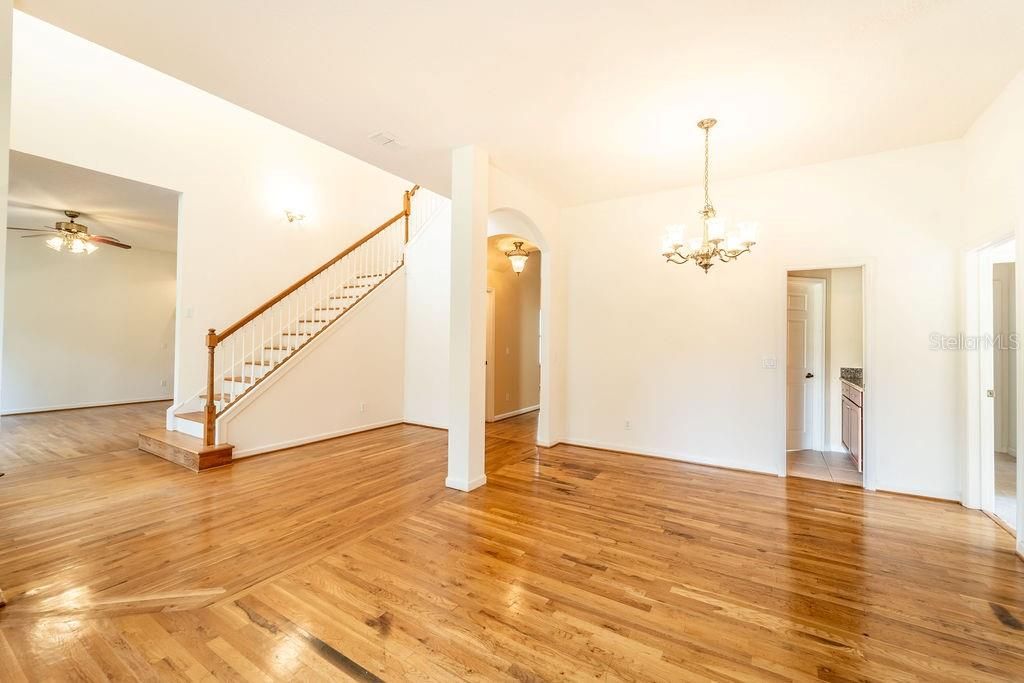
505, 241, 529, 275
285, 210, 306, 225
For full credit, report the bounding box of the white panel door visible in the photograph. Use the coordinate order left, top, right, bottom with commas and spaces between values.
787, 279, 822, 450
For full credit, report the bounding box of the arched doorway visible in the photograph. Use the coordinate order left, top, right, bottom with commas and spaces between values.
487, 208, 552, 447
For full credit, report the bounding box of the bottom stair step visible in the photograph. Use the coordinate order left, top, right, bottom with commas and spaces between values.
138, 429, 233, 472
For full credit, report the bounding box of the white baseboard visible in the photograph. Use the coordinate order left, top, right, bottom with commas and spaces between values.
493, 405, 540, 422
561, 436, 780, 476
2, 396, 172, 416
403, 418, 448, 430
230, 419, 403, 458
445, 474, 487, 492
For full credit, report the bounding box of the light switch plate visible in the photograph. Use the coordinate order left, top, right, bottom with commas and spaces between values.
762, 357, 777, 369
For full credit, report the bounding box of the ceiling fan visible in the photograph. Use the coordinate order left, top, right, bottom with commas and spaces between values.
7, 210, 132, 253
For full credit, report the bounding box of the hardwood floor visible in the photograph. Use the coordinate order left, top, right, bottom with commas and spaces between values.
1, 404, 1023, 680
0, 401, 170, 469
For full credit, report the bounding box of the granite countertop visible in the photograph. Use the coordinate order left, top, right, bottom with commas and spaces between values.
840, 367, 864, 390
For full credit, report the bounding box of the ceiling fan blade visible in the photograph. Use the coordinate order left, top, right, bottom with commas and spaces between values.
21, 234, 55, 238
7, 226, 55, 232
89, 236, 132, 249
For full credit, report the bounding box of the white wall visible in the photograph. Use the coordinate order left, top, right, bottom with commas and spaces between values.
962, 68, 1024, 551
219, 273, 405, 456
561, 141, 964, 499
0, 1, 12, 406
964, 69, 1024, 248
8, 12, 411, 407
2, 238, 175, 413
403, 203, 451, 428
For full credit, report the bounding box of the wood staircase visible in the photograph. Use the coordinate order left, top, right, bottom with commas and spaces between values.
139, 186, 430, 470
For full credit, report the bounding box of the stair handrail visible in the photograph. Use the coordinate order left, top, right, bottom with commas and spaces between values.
203, 184, 420, 445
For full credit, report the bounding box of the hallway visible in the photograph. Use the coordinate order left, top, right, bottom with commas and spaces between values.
0, 404, 1022, 680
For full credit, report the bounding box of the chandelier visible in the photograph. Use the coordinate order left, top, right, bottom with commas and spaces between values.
505, 241, 529, 275
662, 118, 758, 273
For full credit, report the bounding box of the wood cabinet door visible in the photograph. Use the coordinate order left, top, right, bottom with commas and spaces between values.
850, 403, 863, 471
841, 400, 851, 451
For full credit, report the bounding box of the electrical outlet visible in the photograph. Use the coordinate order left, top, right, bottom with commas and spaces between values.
625, 420, 632, 430
185, 307, 194, 319
360, 402, 366, 413
160, 379, 168, 388
505, 392, 511, 401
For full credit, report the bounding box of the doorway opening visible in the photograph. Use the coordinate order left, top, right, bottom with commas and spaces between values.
2, 152, 178, 428
785, 267, 865, 486
484, 234, 541, 433
967, 237, 1019, 533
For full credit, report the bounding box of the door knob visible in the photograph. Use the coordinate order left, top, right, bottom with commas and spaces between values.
805, 372, 814, 379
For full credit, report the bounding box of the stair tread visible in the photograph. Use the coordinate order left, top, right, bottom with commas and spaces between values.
175, 411, 205, 423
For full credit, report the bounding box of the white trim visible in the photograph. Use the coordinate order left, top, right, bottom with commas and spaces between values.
403, 419, 447, 430
445, 474, 487, 491
493, 405, 539, 421
562, 436, 777, 477
230, 419, 403, 458
1, 395, 172, 416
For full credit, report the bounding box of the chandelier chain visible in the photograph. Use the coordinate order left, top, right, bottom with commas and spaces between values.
703, 125, 711, 211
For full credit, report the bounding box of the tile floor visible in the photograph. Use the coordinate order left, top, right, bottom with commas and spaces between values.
787, 448, 863, 486
994, 451, 1017, 530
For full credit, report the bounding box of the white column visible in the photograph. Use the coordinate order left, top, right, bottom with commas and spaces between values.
447, 146, 488, 491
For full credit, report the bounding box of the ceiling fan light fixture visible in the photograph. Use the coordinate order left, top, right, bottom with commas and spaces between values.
84, 241, 99, 254
45, 236, 63, 251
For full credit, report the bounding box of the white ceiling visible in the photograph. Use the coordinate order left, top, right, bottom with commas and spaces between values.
14, 1, 1024, 206
7, 151, 179, 252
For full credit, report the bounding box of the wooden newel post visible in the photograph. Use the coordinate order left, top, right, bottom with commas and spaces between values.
403, 190, 411, 244
204, 328, 217, 447
402, 184, 419, 245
